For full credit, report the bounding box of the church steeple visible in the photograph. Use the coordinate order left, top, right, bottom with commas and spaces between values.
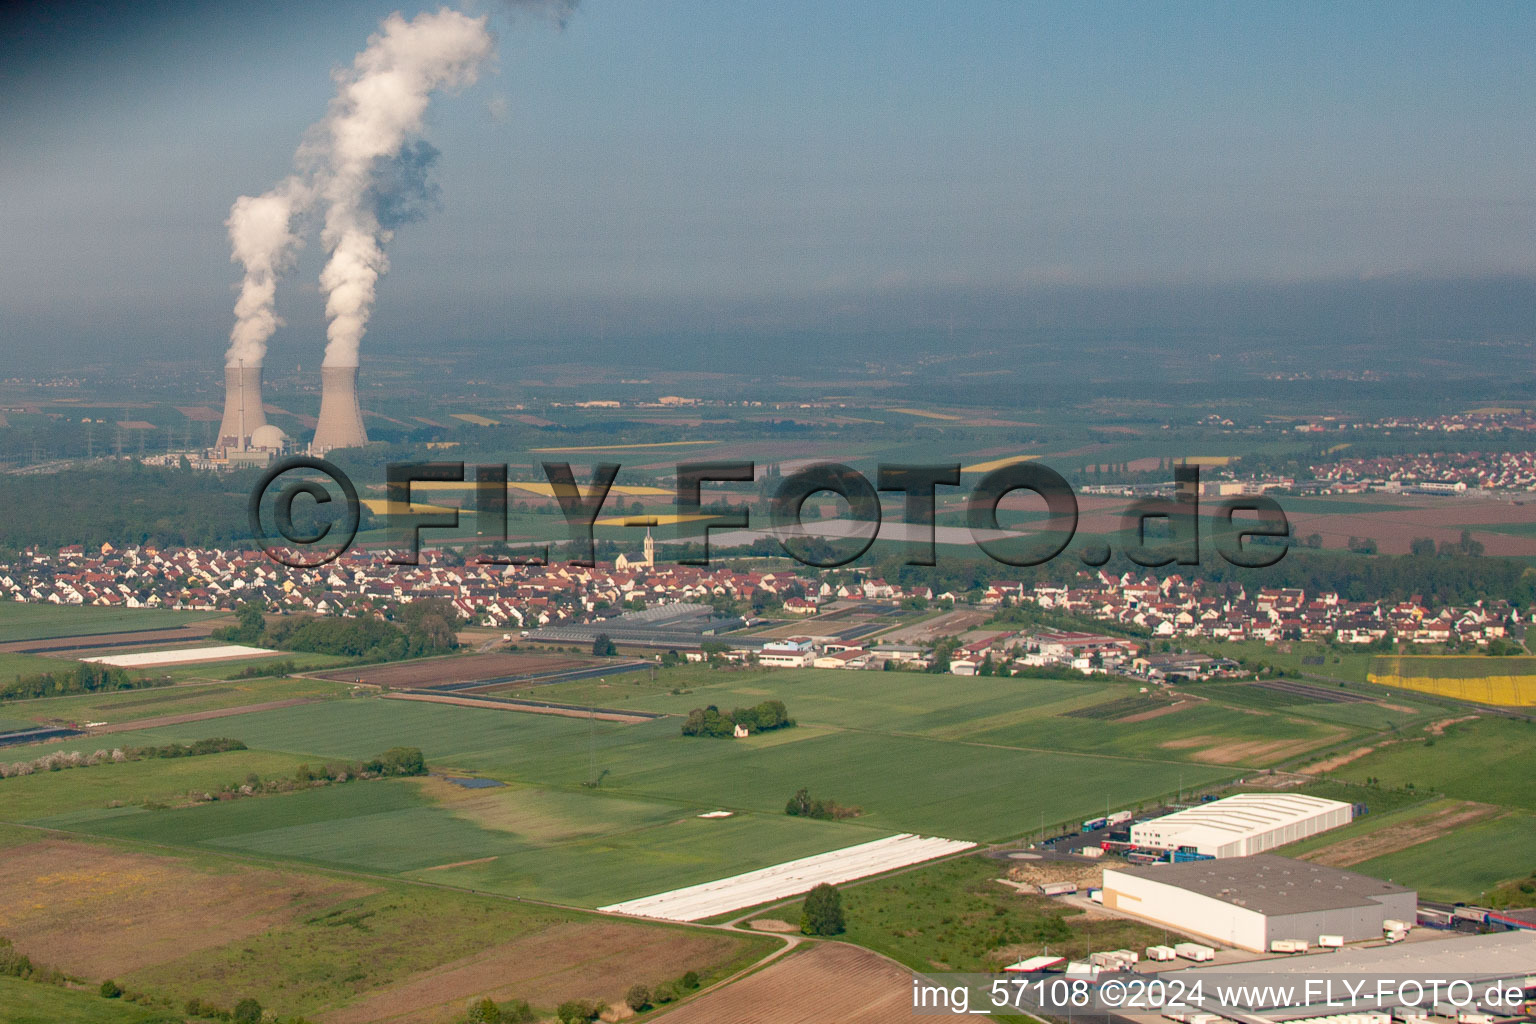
642, 526, 655, 567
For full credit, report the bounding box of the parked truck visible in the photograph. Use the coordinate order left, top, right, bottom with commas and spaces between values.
1145, 945, 1177, 962
1173, 942, 1215, 962
1081, 816, 1108, 833
1270, 939, 1310, 954
1318, 935, 1344, 949
1040, 881, 1078, 896
1106, 810, 1133, 826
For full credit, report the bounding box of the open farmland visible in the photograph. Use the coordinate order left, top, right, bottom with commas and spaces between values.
1295, 798, 1502, 868
1272, 494, 1536, 557
36, 773, 877, 908
1326, 715, 1536, 810
1369, 654, 1536, 706
0, 833, 770, 1022
0, 603, 220, 644
0, 975, 177, 1024
0, 676, 348, 730
1348, 810, 1536, 902
313, 650, 616, 689
1303, 715, 1536, 900
651, 942, 926, 1024
72, 695, 1235, 843
0, 746, 314, 822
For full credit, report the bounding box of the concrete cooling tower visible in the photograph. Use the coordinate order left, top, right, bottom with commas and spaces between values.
311, 364, 369, 453
218, 364, 268, 449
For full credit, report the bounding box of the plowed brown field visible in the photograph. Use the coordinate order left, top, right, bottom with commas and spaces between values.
653, 942, 923, 1024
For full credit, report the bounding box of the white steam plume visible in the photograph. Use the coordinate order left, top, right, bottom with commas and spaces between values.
317, 9, 493, 367
225, 175, 313, 367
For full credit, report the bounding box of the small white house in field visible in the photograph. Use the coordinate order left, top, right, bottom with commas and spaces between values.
733, 723, 749, 738
949, 658, 979, 676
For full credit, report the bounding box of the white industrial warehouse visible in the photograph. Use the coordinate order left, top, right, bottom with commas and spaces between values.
1102, 854, 1417, 952
1129, 792, 1352, 858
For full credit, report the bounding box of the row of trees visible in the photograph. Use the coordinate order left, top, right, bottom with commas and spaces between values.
212, 747, 426, 801
1, 662, 168, 702
784, 788, 862, 820
2, 738, 246, 780
680, 700, 793, 738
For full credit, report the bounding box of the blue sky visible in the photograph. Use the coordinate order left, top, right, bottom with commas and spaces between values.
2, 1, 1534, 364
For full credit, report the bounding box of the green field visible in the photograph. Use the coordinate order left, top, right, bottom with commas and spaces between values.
1351, 811, 1536, 902
533, 666, 1360, 767
0, 651, 79, 682
0, 676, 349, 728
0, 603, 218, 643
40, 777, 870, 907
0, 976, 177, 1024
750, 855, 1171, 973
970, 700, 1352, 766
1327, 717, 1536, 811
115, 882, 770, 1020
74, 697, 1233, 843
1, 747, 313, 821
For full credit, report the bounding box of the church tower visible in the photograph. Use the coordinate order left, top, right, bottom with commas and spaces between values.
643, 526, 655, 568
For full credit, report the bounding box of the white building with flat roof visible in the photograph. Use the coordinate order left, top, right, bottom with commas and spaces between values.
1103, 855, 1415, 952
1130, 793, 1352, 859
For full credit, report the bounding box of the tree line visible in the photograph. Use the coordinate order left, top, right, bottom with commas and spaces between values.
784, 787, 861, 820
215, 598, 462, 662
680, 700, 793, 738
1, 662, 170, 703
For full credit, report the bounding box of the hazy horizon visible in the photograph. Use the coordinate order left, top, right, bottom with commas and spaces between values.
3, 1, 1535, 376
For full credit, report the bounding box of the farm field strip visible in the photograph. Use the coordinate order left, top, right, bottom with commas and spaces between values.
1349, 811, 1536, 902
51, 697, 1239, 840
0, 677, 348, 729
1368, 655, 1536, 706
0, 604, 219, 644
83, 643, 279, 668
1296, 799, 1501, 867
312, 650, 614, 688
650, 941, 925, 1024
599, 832, 976, 922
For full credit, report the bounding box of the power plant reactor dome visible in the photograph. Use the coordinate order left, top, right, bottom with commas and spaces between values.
249, 425, 288, 451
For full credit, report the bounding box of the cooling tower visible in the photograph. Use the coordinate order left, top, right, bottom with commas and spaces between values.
217, 364, 268, 449
311, 364, 369, 453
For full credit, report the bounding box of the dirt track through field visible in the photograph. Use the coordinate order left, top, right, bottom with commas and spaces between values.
1305, 744, 1383, 774
650, 942, 925, 1023
1300, 802, 1503, 867
315, 652, 596, 688
383, 691, 654, 723
1116, 700, 1195, 723
88, 697, 320, 733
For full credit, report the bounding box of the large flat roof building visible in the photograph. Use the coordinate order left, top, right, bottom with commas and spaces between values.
1103, 854, 1416, 952
1173, 932, 1536, 1017
1130, 792, 1352, 859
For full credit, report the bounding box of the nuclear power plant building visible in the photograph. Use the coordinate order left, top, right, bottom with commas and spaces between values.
310, 364, 369, 454
217, 364, 267, 449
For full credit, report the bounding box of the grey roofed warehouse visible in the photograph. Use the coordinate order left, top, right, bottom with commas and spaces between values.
1103, 855, 1417, 952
